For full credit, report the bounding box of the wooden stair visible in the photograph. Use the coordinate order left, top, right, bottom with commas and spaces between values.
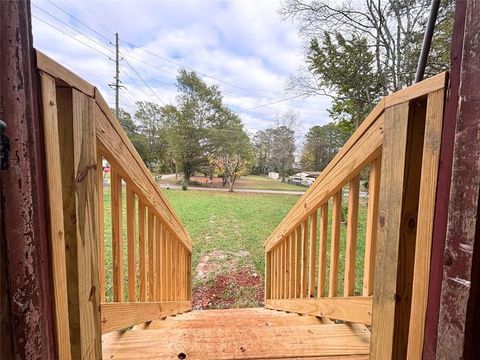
102, 308, 370, 359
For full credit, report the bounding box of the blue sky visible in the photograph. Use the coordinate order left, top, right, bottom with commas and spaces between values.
31, 0, 332, 144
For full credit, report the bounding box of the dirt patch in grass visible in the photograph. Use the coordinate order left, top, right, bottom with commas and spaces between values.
193, 250, 264, 309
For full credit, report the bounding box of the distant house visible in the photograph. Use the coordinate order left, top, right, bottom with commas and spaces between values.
288, 171, 320, 187
268, 172, 280, 180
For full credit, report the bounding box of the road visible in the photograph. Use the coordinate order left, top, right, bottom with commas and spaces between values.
159, 184, 306, 196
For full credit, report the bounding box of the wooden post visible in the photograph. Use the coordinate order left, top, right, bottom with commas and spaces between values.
407, 89, 445, 359
40, 73, 72, 360
57, 88, 102, 359
370, 100, 426, 359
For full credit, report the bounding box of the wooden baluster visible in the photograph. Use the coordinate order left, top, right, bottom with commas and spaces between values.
176, 241, 181, 300
301, 220, 308, 298
187, 252, 192, 301
288, 233, 295, 298
363, 157, 381, 296
274, 246, 279, 299
308, 210, 318, 298
181, 245, 185, 300
155, 218, 162, 301
170, 236, 175, 301
97, 153, 105, 303
295, 226, 302, 298
280, 239, 285, 298
138, 200, 147, 302
182, 246, 186, 301
284, 236, 290, 298
160, 224, 165, 301
147, 209, 156, 301
126, 185, 136, 302
163, 229, 170, 301
344, 176, 360, 296
329, 192, 342, 297
273, 246, 280, 299
318, 203, 328, 297
271, 250, 276, 299
111, 168, 123, 302
265, 251, 271, 300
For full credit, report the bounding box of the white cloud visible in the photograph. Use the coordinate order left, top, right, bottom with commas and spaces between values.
31, 0, 333, 145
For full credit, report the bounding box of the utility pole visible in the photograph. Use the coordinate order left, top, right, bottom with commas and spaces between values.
109, 32, 122, 119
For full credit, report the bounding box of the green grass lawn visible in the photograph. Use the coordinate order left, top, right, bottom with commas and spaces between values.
163, 188, 367, 295
162, 189, 299, 273
101, 185, 368, 302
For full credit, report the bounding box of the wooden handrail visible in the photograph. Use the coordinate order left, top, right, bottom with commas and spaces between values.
37, 51, 193, 356
264, 73, 447, 359
264, 72, 446, 252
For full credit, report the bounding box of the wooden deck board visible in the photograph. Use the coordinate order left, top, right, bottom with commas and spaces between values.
103, 309, 369, 359
103, 324, 369, 359
142, 315, 324, 329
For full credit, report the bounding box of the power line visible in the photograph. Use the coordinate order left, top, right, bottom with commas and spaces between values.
43, 0, 280, 100
122, 57, 166, 105
38, 1, 296, 106
32, 4, 115, 55
35, 2, 326, 117
236, 93, 309, 113
119, 40, 278, 100
32, 15, 112, 58
44, 0, 113, 43
120, 70, 162, 106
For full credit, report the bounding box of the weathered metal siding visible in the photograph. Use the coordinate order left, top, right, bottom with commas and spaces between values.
0, 1, 56, 359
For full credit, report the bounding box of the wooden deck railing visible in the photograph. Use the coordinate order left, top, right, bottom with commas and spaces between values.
264, 73, 446, 359
37, 51, 193, 359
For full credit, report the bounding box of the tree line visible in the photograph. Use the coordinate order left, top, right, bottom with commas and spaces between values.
117, 70, 367, 190
116, 70, 305, 190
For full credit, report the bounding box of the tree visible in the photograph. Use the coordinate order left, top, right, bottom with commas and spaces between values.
269, 126, 296, 182
165, 70, 249, 183
211, 111, 252, 191
282, 0, 454, 126
301, 123, 350, 171
135, 101, 169, 169
252, 129, 274, 175
308, 33, 383, 128
115, 107, 150, 164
